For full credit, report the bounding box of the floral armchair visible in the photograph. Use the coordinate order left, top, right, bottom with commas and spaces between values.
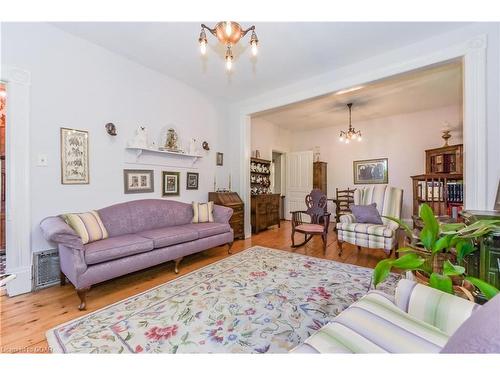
337, 185, 403, 256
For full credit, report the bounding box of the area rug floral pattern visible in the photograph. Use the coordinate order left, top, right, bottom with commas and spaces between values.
46, 246, 399, 353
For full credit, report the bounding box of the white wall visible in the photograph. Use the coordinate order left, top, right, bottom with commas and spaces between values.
250, 118, 291, 160
1, 23, 231, 251
289, 105, 463, 221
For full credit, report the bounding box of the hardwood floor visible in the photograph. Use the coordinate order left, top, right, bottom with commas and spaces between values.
0, 221, 393, 353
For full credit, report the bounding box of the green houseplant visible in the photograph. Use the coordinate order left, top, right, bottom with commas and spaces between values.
373, 203, 500, 300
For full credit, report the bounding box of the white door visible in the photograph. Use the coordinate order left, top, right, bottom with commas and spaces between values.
285, 151, 313, 220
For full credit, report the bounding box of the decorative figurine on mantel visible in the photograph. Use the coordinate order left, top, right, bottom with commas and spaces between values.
161, 128, 181, 152
189, 138, 198, 155
127, 126, 149, 148
442, 129, 452, 146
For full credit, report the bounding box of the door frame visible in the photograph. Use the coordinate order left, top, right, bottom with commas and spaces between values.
239, 34, 487, 238
1, 66, 32, 296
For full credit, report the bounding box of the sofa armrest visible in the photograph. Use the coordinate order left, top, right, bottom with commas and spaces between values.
213, 205, 233, 224
339, 213, 356, 224
40, 216, 84, 251
395, 279, 478, 335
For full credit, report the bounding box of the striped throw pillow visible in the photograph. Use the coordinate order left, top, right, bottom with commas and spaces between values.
63, 211, 109, 244
192, 201, 214, 223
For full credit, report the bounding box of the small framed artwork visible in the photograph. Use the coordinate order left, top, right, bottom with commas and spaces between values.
216, 152, 224, 166
353, 158, 388, 184
186, 172, 199, 190
60, 128, 89, 184
123, 169, 154, 194
162, 171, 180, 196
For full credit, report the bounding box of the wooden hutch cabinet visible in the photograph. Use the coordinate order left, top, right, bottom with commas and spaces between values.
411, 144, 464, 227
208, 192, 245, 240
250, 157, 281, 234
313, 161, 327, 195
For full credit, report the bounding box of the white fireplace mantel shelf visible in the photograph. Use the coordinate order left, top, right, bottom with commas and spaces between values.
126, 147, 203, 165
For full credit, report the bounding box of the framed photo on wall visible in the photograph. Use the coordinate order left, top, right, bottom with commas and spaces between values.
60, 127, 89, 184
162, 171, 180, 196
186, 172, 199, 190
353, 158, 388, 184
216, 152, 224, 166
123, 169, 154, 194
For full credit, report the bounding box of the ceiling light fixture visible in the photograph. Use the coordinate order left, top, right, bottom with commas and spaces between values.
339, 103, 362, 143
198, 22, 259, 71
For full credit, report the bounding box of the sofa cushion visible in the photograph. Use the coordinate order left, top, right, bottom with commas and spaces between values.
350, 203, 383, 225
138, 226, 199, 248
192, 201, 214, 223
84, 234, 154, 265
182, 223, 231, 239
63, 211, 109, 244
337, 222, 394, 238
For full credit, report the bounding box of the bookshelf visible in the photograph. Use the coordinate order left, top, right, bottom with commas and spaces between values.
411, 173, 464, 223
411, 143, 464, 228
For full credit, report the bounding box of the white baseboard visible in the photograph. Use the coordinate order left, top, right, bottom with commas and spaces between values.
5, 266, 32, 296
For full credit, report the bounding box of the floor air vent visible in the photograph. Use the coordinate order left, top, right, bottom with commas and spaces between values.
33, 248, 60, 290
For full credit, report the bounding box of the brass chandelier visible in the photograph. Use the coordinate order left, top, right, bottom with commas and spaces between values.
339, 103, 362, 143
198, 22, 259, 71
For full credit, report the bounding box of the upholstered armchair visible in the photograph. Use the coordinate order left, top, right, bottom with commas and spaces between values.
337, 185, 403, 256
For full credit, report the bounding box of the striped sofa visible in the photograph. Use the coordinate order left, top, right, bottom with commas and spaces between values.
337, 185, 403, 255
292, 279, 478, 353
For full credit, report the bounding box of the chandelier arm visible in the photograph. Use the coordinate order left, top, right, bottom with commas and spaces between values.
201, 24, 217, 37
240, 25, 256, 38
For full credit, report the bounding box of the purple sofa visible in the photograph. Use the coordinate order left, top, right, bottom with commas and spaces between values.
40, 199, 234, 310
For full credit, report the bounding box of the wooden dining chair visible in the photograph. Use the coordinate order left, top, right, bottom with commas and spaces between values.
334, 187, 356, 225
291, 189, 331, 252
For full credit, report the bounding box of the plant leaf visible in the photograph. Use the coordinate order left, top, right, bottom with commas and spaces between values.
442, 260, 465, 276
455, 239, 476, 262
440, 222, 466, 233
429, 273, 453, 294
432, 234, 454, 254
420, 227, 434, 250
373, 259, 393, 287
465, 276, 499, 300
392, 253, 425, 270
419, 203, 439, 243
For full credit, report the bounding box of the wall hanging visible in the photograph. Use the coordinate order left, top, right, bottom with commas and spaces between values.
60, 127, 89, 184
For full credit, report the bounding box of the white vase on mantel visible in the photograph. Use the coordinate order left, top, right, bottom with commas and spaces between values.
189, 138, 198, 155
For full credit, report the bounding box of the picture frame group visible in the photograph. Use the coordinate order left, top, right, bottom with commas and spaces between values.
123, 169, 199, 196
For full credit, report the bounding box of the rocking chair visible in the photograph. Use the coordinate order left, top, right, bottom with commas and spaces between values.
291, 189, 331, 251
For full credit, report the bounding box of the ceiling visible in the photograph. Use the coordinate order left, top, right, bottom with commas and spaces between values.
52, 22, 469, 102
252, 60, 463, 131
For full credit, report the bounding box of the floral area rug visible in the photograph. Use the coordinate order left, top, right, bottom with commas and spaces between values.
46, 246, 399, 353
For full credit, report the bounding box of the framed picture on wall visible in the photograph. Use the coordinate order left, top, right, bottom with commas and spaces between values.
162, 171, 180, 196
216, 152, 224, 166
60, 127, 89, 184
186, 172, 199, 190
123, 169, 154, 194
353, 158, 388, 184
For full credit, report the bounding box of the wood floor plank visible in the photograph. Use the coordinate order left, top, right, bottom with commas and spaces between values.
0, 221, 394, 353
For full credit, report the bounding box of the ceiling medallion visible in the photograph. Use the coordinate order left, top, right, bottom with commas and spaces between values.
339, 103, 362, 143
198, 22, 258, 71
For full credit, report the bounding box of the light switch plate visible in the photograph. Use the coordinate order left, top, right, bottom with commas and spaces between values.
37, 154, 48, 167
